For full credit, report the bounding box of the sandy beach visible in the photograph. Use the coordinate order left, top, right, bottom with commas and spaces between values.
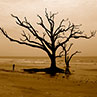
0, 56, 97, 97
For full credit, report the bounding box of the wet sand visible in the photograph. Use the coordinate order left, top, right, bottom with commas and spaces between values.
0, 56, 97, 97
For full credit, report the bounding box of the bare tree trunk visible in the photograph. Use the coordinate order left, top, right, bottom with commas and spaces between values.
50, 50, 56, 69
50, 56, 56, 69
65, 62, 71, 74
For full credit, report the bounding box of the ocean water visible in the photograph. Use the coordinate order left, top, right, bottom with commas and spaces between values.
0, 56, 97, 69
0, 56, 50, 67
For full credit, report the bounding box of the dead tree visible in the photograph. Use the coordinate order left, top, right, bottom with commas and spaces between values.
0, 9, 96, 74
60, 43, 81, 74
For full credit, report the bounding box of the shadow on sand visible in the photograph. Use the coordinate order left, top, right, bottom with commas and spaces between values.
0, 69, 14, 72
23, 68, 72, 78
0, 69, 24, 74
23, 67, 65, 76
0, 68, 71, 78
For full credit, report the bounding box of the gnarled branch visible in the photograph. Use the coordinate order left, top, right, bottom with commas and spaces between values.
0, 28, 44, 49
69, 51, 81, 62
11, 14, 52, 51
37, 15, 51, 37
55, 23, 96, 51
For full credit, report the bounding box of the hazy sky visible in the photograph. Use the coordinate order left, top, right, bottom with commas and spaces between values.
0, 0, 97, 56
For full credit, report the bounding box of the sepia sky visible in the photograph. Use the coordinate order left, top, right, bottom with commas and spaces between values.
0, 0, 97, 56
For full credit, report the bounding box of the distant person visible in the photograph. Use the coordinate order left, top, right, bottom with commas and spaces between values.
13, 64, 15, 71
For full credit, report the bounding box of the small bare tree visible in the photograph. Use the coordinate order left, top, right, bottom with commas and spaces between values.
60, 43, 81, 74
0, 9, 96, 74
